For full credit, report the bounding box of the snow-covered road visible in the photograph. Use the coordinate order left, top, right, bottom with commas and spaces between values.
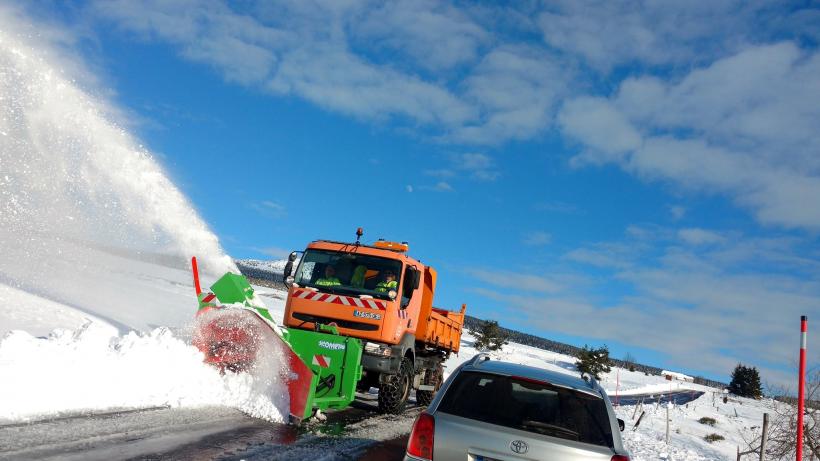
0, 396, 418, 461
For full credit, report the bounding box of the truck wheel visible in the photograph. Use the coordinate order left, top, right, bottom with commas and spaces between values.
415, 364, 443, 406
378, 358, 413, 414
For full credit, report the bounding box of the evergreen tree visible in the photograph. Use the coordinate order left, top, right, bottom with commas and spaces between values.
575, 344, 612, 381
728, 364, 763, 399
471, 320, 509, 351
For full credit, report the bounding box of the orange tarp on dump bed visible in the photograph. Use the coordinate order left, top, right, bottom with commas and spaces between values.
414, 266, 465, 353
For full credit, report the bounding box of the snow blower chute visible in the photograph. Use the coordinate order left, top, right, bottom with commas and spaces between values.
190, 257, 363, 423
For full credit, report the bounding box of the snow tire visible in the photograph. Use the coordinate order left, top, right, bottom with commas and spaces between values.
378, 357, 413, 414
415, 363, 443, 407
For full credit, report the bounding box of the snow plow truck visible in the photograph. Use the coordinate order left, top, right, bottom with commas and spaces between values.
190, 229, 466, 423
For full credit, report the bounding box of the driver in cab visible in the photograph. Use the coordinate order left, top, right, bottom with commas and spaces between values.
375, 269, 398, 292
315, 264, 342, 286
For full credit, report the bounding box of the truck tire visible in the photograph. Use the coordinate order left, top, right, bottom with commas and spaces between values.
415, 363, 443, 406
378, 357, 413, 414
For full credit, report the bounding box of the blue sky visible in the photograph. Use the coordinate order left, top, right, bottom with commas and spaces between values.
11, 0, 820, 386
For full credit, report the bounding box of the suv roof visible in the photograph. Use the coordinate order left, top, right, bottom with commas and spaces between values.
463, 356, 603, 398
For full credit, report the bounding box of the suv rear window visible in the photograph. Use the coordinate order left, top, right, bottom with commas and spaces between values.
437, 371, 614, 448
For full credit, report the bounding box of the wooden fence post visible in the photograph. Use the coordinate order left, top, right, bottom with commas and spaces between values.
759, 413, 768, 461
633, 411, 646, 430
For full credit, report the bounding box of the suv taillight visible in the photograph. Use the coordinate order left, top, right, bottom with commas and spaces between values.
406, 412, 435, 460
611, 456, 630, 461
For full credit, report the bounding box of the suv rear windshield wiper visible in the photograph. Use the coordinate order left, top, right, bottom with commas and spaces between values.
520, 421, 579, 441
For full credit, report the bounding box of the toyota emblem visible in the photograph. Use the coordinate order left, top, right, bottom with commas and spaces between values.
510, 439, 529, 454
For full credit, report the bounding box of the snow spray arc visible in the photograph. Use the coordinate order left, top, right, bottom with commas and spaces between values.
0, 7, 235, 323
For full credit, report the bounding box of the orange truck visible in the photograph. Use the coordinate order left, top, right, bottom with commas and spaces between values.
282, 230, 466, 413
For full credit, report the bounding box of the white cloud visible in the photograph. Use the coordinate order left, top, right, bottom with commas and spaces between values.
424, 152, 500, 183
522, 231, 551, 246
250, 200, 286, 218
466, 268, 563, 294
678, 228, 725, 246
93, 0, 477, 128
452, 45, 567, 144
536, 0, 806, 72
452, 152, 499, 181
669, 205, 686, 221
419, 181, 453, 192
560, 97, 642, 165
267, 43, 476, 125
353, 0, 488, 71
90, 0, 570, 144
564, 246, 633, 269
560, 43, 820, 231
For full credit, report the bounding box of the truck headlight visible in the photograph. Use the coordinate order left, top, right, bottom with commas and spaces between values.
364, 342, 392, 357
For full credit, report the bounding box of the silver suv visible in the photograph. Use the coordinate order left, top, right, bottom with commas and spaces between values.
405, 354, 630, 461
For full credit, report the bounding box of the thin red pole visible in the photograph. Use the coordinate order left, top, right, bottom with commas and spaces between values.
192, 256, 202, 296
796, 315, 807, 461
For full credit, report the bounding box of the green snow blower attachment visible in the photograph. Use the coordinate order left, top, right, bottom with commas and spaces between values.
190, 257, 363, 423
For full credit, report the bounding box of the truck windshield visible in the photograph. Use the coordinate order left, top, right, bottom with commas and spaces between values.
294, 249, 402, 300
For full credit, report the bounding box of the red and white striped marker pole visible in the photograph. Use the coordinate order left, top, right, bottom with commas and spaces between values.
796, 315, 807, 461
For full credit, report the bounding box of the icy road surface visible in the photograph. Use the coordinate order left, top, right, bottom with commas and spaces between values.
0, 397, 418, 461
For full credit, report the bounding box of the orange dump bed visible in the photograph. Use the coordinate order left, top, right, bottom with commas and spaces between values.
414, 266, 465, 353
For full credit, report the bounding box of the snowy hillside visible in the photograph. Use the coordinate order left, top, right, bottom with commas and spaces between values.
236, 259, 291, 274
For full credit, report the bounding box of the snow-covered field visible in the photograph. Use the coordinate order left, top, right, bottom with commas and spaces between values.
0, 257, 775, 460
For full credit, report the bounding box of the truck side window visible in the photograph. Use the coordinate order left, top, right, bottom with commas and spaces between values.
401, 267, 416, 306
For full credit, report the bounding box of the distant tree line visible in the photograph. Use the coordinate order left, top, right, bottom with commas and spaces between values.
463, 315, 728, 389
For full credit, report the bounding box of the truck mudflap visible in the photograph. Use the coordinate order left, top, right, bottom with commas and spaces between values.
190, 257, 363, 423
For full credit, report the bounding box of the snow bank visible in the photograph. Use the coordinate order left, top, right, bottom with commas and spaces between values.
0, 321, 287, 422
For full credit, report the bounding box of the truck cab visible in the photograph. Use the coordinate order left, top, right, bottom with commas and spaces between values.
282, 237, 465, 413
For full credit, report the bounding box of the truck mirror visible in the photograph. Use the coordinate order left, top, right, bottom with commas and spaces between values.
283, 251, 299, 281
617, 418, 625, 431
